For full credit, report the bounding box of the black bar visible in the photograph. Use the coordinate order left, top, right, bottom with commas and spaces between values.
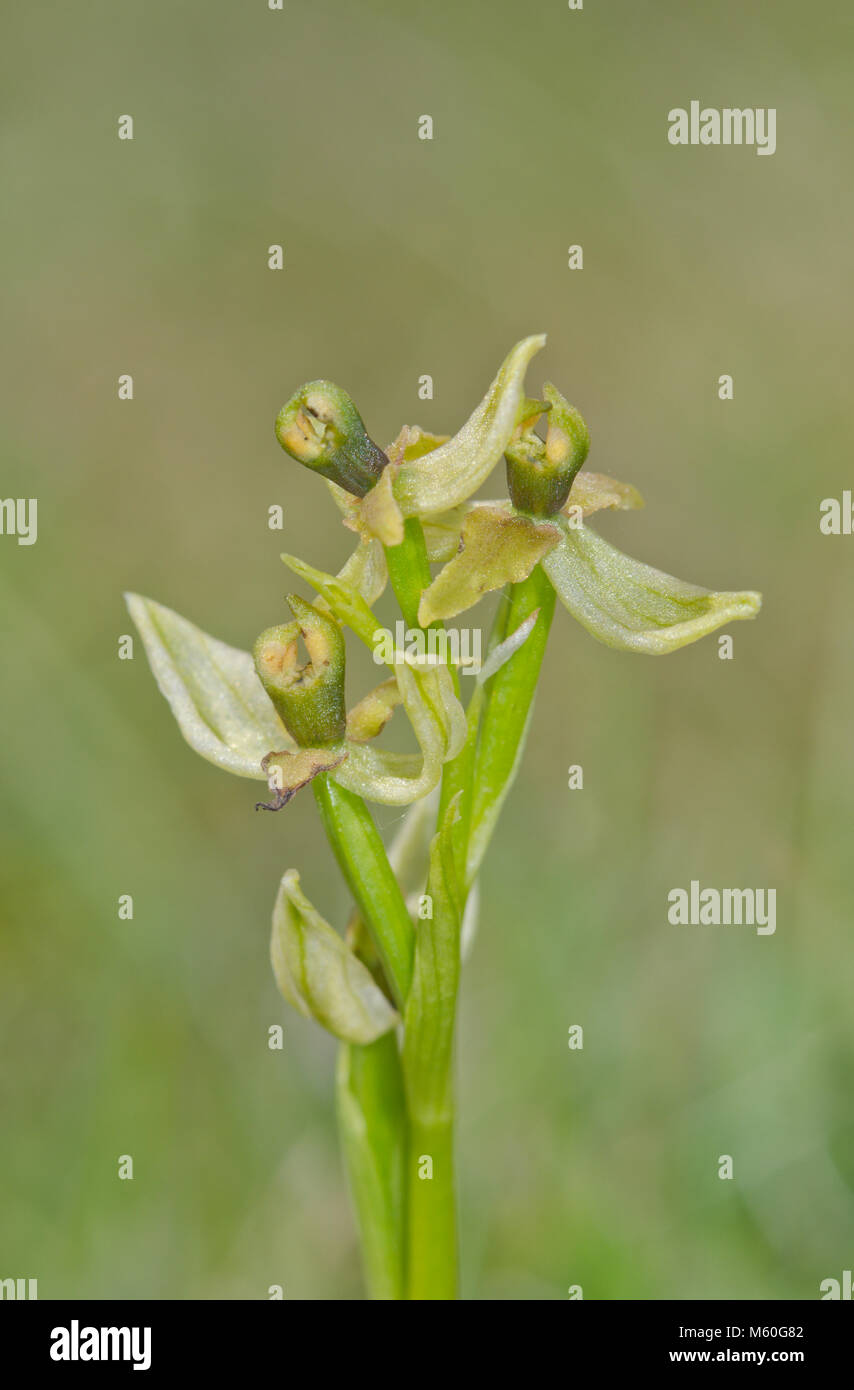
1, 1299, 847, 1374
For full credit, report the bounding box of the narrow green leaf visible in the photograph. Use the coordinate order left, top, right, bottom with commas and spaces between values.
460, 880, 480, 962
467, 568, 556, 885
394, 335, 546, 516
337, 1035, 407, 1300
383, 514, 434, 632
280, 553, 380, 649
475, 609, 540, 685
403, 795, 464, 1128
543, 521, 762, 654
271, 869, 399, 1044
402, 795, 464, 1301
438, 675, 483, 891
125, 593, 291, 779
312, 776, 414, 1008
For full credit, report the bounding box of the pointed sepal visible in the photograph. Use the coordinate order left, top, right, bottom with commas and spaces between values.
271, 870, 399, 1043
125, 593, 292, 779
543, 521, 761, 654
394, 335, 546, 515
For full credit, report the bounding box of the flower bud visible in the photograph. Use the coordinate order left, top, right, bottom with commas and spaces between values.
253, 596, 346, 748
505, 383, 590, 518
275, 381, 389, 497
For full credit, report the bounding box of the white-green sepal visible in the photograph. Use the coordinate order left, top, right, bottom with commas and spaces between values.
542, 522, 761, 654
334, 663, 466, 806
271, 870, 398, 1044
125, 593, 293, 778
394, 335, 546, 516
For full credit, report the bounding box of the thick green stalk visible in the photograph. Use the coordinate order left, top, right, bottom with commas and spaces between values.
402, 800, 462, 1299
466, 565, 556, 885
402, 602, 512, 1297
312, 777, 413, 1299
384, 514, 464, 1298
336, 1034, 407, 1300
312, 775, 414, 1009
406, 1117, 456, 1299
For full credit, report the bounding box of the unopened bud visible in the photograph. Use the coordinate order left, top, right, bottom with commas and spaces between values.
254, 596, 346, 748
275, 381, 389, 497
505, 383, 590, 517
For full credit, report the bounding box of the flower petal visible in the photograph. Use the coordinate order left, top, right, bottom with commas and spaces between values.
334, 539, 388, 607
393, 335, 546, 516
333, 663, 466, 805
324, 477, 361, 520
384, 425, 450, 463
335, 429, 450, 546
356, 461, 405, 546
346, 678, 402, 743
420, 479, 638, 565
271, 870, 399, 1044
418, 504, 560, 625
258, 746, 348, 809
125, 593, 292, 779
565, 470, 644, 518
422, 505, 470, 563
542, 522, 761, 654
278, 558, 468, 802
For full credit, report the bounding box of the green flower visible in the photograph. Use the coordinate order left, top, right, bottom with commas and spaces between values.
125, 591, 466, 810
275, 380, 389, 497
505, 381, 590, 517
254, 596, 347, 749
413, 383, 761, 652
128, 340, 760, 818
278, 336, 547, 549
127, 332, 764, 1300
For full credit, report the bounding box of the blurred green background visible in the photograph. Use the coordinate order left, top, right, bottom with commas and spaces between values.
2, 0, 853, 1299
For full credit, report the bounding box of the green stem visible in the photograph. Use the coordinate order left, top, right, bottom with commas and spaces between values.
312, 775, 414, 1009
384, 514, 463, 1297
402, 798, 462, 1299
336, 1034, 407, 1300
466, 565, 556, 886
312, 778, 413, 1299
384, 516, 433, 631
405, 1117, 456, 1299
